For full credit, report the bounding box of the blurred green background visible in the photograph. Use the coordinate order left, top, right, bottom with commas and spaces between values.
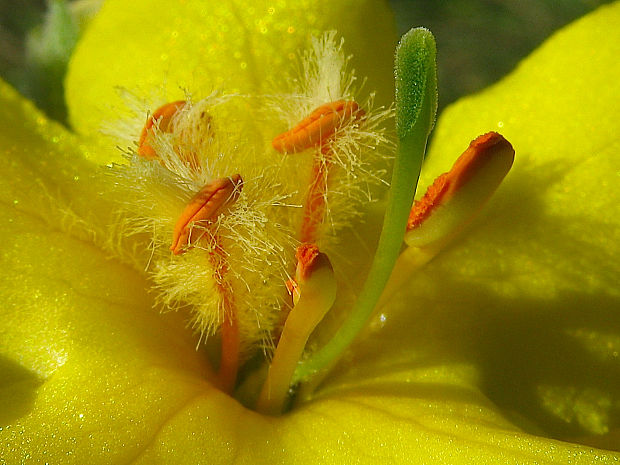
391, 0, 613, 105
0, 0, 613, 123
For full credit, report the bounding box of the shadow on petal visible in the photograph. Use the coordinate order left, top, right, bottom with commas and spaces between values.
0, 356, 43, 426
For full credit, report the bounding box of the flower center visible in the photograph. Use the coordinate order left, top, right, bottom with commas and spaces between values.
116, 29, 513, 415
132, 95, 370, 400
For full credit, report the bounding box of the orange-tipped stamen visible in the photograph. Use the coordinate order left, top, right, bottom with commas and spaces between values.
169, 175, 242, 390
215, 268, 239, 393
406, 131, 515, 247
259, 101, 362, 412
272, 100, 363, 154
285, 244, 321, 306
257, 244, 336, 415
300, 152, 329, 244
377, 132, 515, 312
138, 100, 186, 159
272, 100, 364, 244
170, 174, 243, 255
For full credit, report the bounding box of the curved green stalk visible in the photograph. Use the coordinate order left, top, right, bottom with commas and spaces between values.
293, 28, 438, 383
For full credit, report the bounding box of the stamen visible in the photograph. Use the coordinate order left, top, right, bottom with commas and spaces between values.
166, 173, 243, 391
300, 152, 329, 244
272, 100, 363, 154
167, 173, 243, 391
272, 100, 363, 244
137, 100, 186, 159
170, 174, 243, 255
406, 131, 514, 248
285, 244, 320, 306
258, 101, 364, 410
208, 240, 239, 393
256, 244, 336, 415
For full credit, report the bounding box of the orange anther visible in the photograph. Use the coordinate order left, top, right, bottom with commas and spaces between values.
295, 243, 320, 281
138, 100, 186, 159
272, 100, 364, 153
170, 174, 243, 254
285, 244, 321, 306
285, 278, 300, 305
407, 173, 449, 231
408, 132, 514, 230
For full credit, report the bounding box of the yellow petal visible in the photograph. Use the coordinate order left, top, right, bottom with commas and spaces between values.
65, 0, 396, 164
0, 78, 212, 462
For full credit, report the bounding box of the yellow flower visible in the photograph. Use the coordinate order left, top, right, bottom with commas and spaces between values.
1, 1, 619, 464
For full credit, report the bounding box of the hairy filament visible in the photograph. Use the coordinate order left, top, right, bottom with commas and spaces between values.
272, 100, 363, 243
300, 149, 329, 244
209, 240, 240, 393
